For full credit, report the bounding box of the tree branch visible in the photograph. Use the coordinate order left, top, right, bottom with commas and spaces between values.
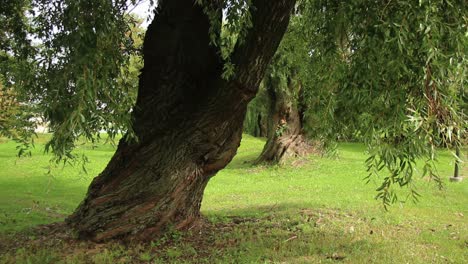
231, 0, 296, 96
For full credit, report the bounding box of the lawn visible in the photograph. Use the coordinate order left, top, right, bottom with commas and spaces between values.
0, 134, 466, 263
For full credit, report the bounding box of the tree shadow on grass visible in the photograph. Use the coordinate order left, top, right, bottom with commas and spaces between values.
0, 203, 386, 264
1, 201, 443, 263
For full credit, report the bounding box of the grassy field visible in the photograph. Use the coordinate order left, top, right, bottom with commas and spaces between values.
0, 134, 466, 263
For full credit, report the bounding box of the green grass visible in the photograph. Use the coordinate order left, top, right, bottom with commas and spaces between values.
0, 134, 466, 263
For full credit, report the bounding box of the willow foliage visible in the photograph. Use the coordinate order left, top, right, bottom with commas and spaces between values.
1, 0, 262, 161
301, 0, 466, 207
247, 0, 466, 206
1, 0, 143, 161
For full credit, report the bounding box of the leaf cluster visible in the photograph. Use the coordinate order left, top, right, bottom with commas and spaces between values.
1, 0, 144, 162
299, 0, 466, 207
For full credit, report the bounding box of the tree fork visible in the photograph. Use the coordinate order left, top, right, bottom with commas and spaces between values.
67, 0, 296, 241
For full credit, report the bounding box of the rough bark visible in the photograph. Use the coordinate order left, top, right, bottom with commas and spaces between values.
255, 76, 313, 164
67, 0, 296, 242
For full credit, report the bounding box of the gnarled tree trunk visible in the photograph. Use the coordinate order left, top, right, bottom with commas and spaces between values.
66, 0, 295, 242
256, 75, 313, 164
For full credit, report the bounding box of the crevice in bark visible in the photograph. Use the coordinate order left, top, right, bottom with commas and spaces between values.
66, 0, 296, 242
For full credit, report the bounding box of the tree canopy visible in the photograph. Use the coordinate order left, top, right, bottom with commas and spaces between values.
1, 0, 140, 160
1, 0, 466, 216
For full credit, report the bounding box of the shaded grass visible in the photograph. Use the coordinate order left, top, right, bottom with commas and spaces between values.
0, 134, 466, 263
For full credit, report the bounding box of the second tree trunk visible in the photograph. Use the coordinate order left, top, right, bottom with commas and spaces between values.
256, 76, 313, 164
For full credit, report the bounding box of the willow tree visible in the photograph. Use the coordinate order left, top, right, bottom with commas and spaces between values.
253, 22, 315, 164
245, 10, 325, 164
2, 0, 465, 241
1, 0, 296, 241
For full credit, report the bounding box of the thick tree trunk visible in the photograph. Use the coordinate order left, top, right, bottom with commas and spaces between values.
256, 77, 313, 164
67, 0, 295, 242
